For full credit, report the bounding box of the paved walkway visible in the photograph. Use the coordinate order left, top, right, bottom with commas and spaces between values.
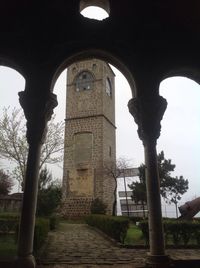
37, 223, 200, 268
37, 223, 146, 267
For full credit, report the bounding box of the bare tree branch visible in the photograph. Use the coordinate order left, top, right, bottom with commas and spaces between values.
102, 157, 131, 215
0, 107, 64, 191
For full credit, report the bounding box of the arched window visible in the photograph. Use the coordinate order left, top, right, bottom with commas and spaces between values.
106, 77, 112, 96
75, 71, 94, 91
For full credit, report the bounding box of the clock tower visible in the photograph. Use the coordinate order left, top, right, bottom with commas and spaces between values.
61, 59, 116, 218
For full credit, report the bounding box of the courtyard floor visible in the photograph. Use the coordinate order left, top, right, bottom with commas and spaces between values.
36, 223, 200, 268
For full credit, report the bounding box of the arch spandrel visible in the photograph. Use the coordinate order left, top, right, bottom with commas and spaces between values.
50, 49, 137, 98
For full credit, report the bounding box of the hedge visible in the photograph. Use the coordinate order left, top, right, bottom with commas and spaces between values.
0, 218, 19, 234
129, 216, 145, 224
139, 219, 200, 246
0, 213, 20, 234
33, 218, 50, 252
0, 212, 19, 219
85, 214, 129, 243
15, 217, 50, 252
49, 215, 60, 230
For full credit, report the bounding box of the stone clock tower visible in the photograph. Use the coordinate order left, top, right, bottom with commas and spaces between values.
61, 59, 116, 218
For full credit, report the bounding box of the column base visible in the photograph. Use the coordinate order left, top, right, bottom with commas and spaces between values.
146, 253, 171, 268
15, 254, 36, 268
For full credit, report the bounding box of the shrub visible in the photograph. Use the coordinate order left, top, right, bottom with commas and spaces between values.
166, 221, 182, 246
90, 198, 107, 214
49, 215, 59, 230
85, 214, 129, 243
179, 221, 193, 246
33, 218, 50, 252
139, 219, 200, 247
192, 221, 200, 246
37, 184, 62, 217
138, 220, 149, 245
0, 218, 19, 234
15, 217, 50, 252
0, 213, 19, 234
129, 217, 144, 224
0, 212, 19, 219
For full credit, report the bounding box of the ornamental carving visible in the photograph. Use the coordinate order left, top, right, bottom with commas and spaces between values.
128, 96, 167, 145
18, 91, 58, 144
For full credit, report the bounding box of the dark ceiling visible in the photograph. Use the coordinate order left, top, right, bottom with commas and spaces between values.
0, 0, 200, 92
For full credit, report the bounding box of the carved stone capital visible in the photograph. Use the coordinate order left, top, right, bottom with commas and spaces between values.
18, 91, 58, 144
128, 96, 167, 146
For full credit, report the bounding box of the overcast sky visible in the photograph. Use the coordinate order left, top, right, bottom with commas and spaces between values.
1, 65, 199, 208
45, 67, 200, 217
0, 7, 200, 217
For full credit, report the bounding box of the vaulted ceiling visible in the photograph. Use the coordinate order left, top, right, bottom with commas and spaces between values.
0, 0, 200, 95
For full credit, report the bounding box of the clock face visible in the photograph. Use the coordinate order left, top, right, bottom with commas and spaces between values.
75, 71, 93, 91
106, 77, 112, 96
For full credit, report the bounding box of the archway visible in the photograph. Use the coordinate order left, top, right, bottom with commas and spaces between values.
0, 66, 25, 193
0, 65, 25, 259
53, 60, 143, 218
158, 76, 200, 217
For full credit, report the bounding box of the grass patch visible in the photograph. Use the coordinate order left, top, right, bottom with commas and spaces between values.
0, 234, 17, 259
125, 222, 200, 248
124, 224, 144, 245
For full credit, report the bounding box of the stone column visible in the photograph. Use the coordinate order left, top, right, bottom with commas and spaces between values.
16, 91, 57, 268
128, 95, 170, 267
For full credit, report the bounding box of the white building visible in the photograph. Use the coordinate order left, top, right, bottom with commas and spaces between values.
116, 168, 148, 217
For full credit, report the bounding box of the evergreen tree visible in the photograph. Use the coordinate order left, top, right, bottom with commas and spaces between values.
129, 151, 189, 217
36, 167, 62, 216
0, 169, 13, 195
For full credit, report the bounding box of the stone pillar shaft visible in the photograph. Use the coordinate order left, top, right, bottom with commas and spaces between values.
145, 142, 165, 255
16, 90, 57, 268
128, 95, 169, 266
18, 143, 42, 256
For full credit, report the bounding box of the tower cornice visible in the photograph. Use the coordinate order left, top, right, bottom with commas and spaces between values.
65, 114, 117, 129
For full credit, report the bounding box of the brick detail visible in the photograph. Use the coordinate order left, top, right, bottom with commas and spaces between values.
60, 197, 93, 219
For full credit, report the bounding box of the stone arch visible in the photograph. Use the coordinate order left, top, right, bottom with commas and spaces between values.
50, 49, 137, 98
0, 60, 26, 112
160, 66, 200, 87
0, 56, 27, 82
158, 75, 200, 211
79, 0, 110, 15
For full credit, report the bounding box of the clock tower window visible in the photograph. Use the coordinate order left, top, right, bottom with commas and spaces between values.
75, 71, 94, 91
106, 77, 112, 97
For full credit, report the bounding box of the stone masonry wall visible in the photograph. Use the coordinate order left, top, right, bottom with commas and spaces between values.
61, 59, 116, 218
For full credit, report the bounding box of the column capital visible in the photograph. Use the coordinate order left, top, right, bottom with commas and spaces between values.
128, 95, 167, 146
18, 91, 58, 144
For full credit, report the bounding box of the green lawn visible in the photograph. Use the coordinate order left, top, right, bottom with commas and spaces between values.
125, 224, 200, 247
124, 224, 144, 245
0, 234, 17, 259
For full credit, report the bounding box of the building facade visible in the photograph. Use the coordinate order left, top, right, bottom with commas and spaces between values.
117, 189, 148, 218
116, 169, 148, 218
61, 59, 116, 218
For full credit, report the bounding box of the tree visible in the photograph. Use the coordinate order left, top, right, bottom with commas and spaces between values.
0, 107, 64, 190
38, 165, 53, 191
103, 158, 131, 216
129, 164, 147, 218
0, 169, 13, 195
161, 175, 188, 218
129, 151, 189, 218
36, 167, 62, 216
90, 198, 107, 215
